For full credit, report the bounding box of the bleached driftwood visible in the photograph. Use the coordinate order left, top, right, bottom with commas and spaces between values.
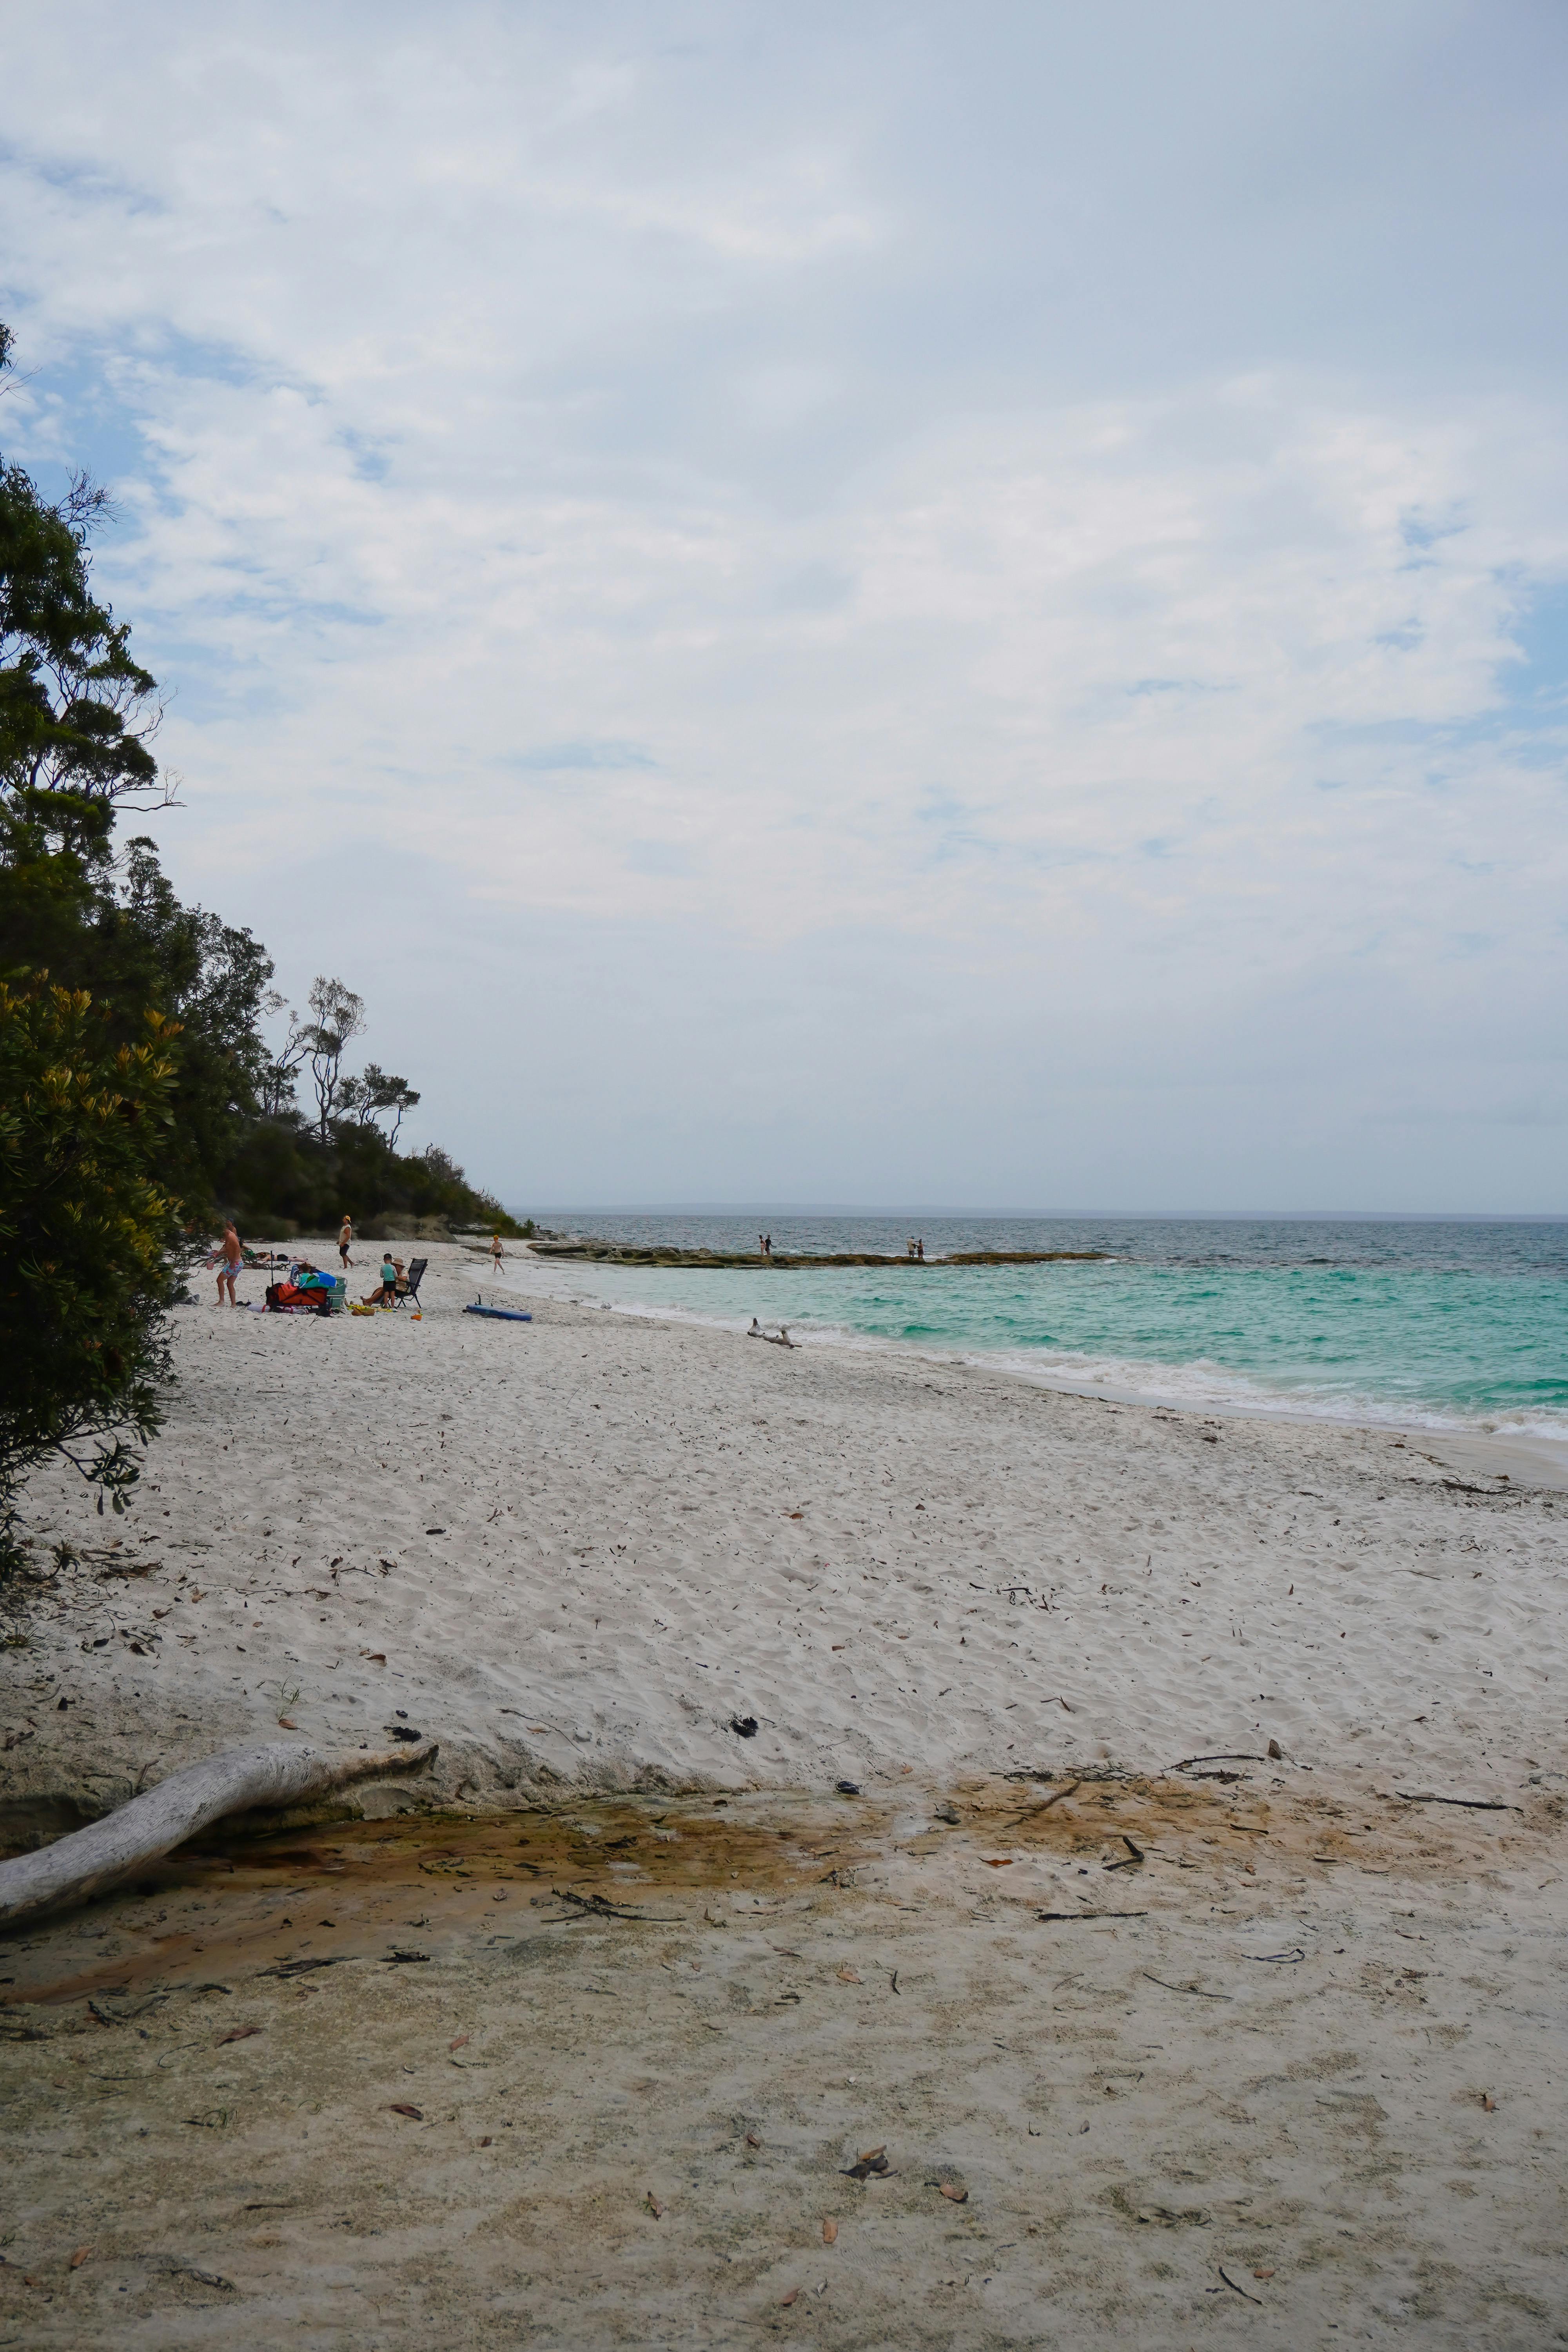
0, 1740, 436, 1931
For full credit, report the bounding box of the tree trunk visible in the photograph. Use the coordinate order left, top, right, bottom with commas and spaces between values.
0, 1740, 436, 1930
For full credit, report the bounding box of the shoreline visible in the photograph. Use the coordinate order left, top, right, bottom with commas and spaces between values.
488, 1246, 1568, 1492
4, 1238, 1565, 1833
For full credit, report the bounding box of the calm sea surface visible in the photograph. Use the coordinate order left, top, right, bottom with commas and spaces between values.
524, 1215, 1568, 1442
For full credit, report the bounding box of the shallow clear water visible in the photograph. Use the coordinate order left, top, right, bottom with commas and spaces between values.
528, 1214, 1568, 1441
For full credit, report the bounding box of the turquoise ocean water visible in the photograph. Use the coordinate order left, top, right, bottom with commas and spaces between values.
525, 1216, 1568, 1443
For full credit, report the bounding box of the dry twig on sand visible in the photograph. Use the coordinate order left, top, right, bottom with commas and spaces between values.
1036, 1909, 1150, 1923
1393, 1791, 1516, 1811
1006, 1778, 1082, 1825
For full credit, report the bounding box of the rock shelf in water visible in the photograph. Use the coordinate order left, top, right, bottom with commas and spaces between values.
526, 1241, 1108, 1268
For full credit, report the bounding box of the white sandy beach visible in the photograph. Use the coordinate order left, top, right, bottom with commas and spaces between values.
4, 1240, 1564, 1810
3, 1242, 1565, 2347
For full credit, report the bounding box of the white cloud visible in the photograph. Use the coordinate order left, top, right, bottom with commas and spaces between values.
2, 1, 1566, 1205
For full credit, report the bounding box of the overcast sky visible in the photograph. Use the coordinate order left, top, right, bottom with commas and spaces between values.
4, 2, 1566, 1212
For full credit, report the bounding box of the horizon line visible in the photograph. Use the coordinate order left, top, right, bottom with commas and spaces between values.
512, 1203, 1568, 1223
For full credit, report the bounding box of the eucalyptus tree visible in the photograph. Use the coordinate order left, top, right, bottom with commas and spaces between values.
339, 1061, 421, 1142
304, 975, 366, 1140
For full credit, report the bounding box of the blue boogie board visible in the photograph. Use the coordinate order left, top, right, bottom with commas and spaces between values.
464, 1300, 533, 1321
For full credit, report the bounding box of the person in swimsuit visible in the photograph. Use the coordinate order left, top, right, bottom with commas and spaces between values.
216, 1222, 244, 1306
339, 1215, 354, 1267
490, 1233, 505, 1270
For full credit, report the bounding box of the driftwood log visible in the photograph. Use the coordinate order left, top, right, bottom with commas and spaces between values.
0, 1740, 436, 1931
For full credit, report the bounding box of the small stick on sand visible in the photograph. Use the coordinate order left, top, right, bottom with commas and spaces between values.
1007, 1778, 1082, 1824
1036, 1909, 1150, 1923
549, 1887, 678, 1923
1392, 1791, 1517, 1811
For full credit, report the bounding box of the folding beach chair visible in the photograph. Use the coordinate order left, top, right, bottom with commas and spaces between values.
395, 1257, 428, 1310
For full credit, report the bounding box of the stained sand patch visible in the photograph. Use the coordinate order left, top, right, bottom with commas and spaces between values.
1, 1766, 1551, 2011
3, 1774, 1564, 2347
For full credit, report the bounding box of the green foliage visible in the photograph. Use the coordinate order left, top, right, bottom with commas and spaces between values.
113, 840, 275, 1217
0, 322, 525, 1578
0, 448, 161, 815
0, 328, 272, 1230
0, 976, 182, 1573
0, 822, 276, 1227
301, 975, 366, 1140
339, 1060, 420, 1142
218, 1115, 524, 1238
0, 814, 276, 1223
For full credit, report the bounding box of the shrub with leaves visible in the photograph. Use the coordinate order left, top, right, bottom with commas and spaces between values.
0, 975, 182, 1574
